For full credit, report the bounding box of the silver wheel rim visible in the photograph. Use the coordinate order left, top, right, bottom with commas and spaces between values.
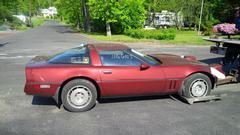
67, 85, 92, 109
189, 79, 208, 97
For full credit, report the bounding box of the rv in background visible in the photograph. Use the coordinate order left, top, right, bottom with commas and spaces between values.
145, 10, 183, 29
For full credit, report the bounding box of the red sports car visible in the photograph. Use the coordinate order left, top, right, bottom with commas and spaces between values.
24, 43, 225, 112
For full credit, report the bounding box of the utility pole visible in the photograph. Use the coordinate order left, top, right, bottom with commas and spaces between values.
198, 0, 204, 35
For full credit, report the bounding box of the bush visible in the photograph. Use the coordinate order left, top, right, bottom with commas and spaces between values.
202, 19, 220, 36
0, 5, 27, 30
124, 28, 176, 40
10, 17, 25, 29
32, 17, 45, 27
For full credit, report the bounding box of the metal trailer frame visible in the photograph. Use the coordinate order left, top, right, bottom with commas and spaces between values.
204, 38, 240, 84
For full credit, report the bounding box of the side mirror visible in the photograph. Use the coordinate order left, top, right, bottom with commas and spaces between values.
140, 63, 150, 70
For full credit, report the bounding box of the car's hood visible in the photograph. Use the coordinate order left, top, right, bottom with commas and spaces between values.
151, 54, 207, 66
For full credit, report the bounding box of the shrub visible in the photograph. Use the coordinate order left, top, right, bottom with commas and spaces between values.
10, 17, 25, 29
213, 23, 238, 35
202, 20, 215, 36
32, 17, 45, 27
124, 28, 176, 40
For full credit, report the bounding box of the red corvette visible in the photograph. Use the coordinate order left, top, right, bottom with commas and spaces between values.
24, 43, 225, 112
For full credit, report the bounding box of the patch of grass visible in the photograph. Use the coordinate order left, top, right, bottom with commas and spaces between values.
84, 30, 211, 45
160, 31, 211, 45
15, 25, 28, 30
31, 17, 45, 27
85, 33, 152, 42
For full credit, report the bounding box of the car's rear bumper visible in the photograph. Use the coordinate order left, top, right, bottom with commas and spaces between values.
24, 83, 61, 97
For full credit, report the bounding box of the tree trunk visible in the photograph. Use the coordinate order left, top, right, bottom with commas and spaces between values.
174, 11, 182, 30
76, 12, 81, 30
188, 21, 191, 30
151, 12, 155, 27
29, 0, 33, 27
82, 0, 91, 32
106, 22, 111, 36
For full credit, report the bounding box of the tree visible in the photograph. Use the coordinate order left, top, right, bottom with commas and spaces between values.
82, 0, 91, 32
55, 0, 82, 29
182, 0, 201, 29
89, 0, 146, 36
55, 0, 91, 32
89, 0, 121, 36
120, 0, 146, 30
145, 0, 162, 27
210, 0, 240, 23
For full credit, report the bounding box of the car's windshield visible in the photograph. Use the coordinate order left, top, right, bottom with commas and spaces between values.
48, 46, 90, 64
130, 49, 161, 65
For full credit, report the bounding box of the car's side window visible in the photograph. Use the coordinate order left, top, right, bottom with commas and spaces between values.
48, 47, 91, 64
99, 50, 142, 66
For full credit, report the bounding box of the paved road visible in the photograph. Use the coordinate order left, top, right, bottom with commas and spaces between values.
0, 21, 239, 135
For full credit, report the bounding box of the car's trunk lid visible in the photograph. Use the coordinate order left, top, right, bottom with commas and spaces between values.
26, 56, 49, 67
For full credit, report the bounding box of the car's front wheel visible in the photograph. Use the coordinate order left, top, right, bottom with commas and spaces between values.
180, 73, 212, 98
61, 79, 97, 112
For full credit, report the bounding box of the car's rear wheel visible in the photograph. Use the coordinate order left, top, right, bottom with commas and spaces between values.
180, 73, 212, 98
61, 79, 97, 112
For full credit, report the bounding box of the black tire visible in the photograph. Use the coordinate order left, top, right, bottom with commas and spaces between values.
180, 73, 212, 98
61, 79, 97, 112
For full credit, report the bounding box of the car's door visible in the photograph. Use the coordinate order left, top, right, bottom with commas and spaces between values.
98, 50, 167, 97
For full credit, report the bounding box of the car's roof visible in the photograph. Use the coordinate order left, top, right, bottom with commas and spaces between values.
88, 43, 130, 51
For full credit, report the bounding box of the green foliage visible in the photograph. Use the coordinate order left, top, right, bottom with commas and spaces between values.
181, 0, 201, 27
55, 0, 82, 28
202, 19, 220, 36
89, 0, 146, 33
0, 5, 25, 29
209, 0, 240, 23
0, 0, 49, 30
32, 17, 45, 27
119, 0, 146, 30
89, 0, 121, 24
0, 5, 13, 23
125, 28, 176, 40
8, 16, 25, 30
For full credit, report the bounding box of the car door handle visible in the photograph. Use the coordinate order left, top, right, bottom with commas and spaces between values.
103, 70, 112, 74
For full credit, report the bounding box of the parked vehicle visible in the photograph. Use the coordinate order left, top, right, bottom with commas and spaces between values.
24, 43, 225, 112
145, 10, 183, 28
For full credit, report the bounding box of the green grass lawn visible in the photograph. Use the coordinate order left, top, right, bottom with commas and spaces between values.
84, 30, 212, 45
161, 31, 211, 45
